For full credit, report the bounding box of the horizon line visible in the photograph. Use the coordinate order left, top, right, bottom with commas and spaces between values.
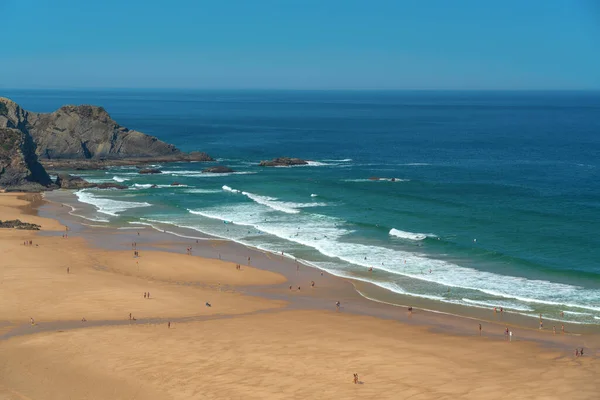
2, 87, 600, 93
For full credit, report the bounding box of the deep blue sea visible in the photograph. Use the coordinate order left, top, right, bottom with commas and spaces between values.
5, 89, 600, 324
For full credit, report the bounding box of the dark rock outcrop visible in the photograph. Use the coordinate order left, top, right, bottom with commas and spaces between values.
0, 219, 41, 230
0, 97, 214, 165
259, 157, 308, 167
202, 165, 234, 173
55, 174, 96, 189
96, 182, 128, 190
0, 127, 53, 192
138, 168, 162, 174
55, 174, 127, 190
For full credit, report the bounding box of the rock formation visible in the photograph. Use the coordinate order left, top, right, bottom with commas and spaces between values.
202, 165, 234, 173
259, 157, 308, 167
0, 127, 52, 192
0, 97, 214, 165
138, 168, 162, 174
0, 219, 41, 230
55, 174, 127, 190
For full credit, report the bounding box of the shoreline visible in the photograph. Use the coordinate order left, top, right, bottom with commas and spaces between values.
1, 191, 599, 399
40, 190, 600, 346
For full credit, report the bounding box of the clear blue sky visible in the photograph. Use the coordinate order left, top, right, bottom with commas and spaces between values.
1, 0, 599, 90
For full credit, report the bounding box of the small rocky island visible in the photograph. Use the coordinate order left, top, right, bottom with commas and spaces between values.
202, 166, 235, 173
259, 157, 308, 167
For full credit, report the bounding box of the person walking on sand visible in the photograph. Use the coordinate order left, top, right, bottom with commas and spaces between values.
67, 267, 70, 274
129, 313, 132, 320
539, 320, 543, 330
311, 281, 315, 288
168, 321, 171, 329
561, 324, 565, 334
144, 292, 147, 299
353, 373, 359, 384
30, 317, 35, 326
553, 326, 556, 335
147, 292, 150, 299
336, 301, 341, 311
479, 324, 482, 336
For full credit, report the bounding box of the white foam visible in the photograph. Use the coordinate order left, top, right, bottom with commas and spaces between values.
561, 310, 593, 316
132, 183, 189, 189
112, 176, 128, 183
241, 191, 299, 214
184, 189, 222, 194
166, 171, 256, 178
187, 203, 600, 314
75, 190, 151, 216
311, 194, 318, 197
461, 298, 534, 312
389, 228, 433, 241
222, 185, 241, 193
221, 186, 327, 214
323, 158, 352, 162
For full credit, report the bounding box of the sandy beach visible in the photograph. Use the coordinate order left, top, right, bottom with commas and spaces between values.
1, 193, 598, 400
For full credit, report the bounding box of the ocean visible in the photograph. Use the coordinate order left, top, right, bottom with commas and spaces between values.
5, 89, 600, 324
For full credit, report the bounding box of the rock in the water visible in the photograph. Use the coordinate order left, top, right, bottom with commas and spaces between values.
150, 184, 158, 188
55, 174, 127, 190
202, 165, 235, 173
0, 127, 52, 192
0, 97, 214, 164
259, 157, 308, 167
55, 174, 96, 189
0, 219, 41, 230
96, 182, 128, 190
138, 168, 162, 174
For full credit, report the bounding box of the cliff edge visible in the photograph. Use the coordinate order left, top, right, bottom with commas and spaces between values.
0, 97, 213, 163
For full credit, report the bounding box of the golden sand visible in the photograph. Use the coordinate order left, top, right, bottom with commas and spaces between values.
0, 193, 597, 400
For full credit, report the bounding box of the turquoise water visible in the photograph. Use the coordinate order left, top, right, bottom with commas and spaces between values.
6, 89, 600, 324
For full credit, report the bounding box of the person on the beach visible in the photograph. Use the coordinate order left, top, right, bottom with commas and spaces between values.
289, 285, 292, 290
129, 313, 132, 320
575, 348, 579, 357
505, 327, 509, 339
553, 326, 556, 335
561, 324, 565, 334
494, 307, 497, 314
408, 306, 413, 315
147, 292, 150, 299
297, 286, 301, 291
336, 301, 340, 310
368, 267, 373, 272
30, 317, 35, 326
144, 292, 147, 299
81, 317, 87, 322
539, 320, 543, 329
580, 348, 584, 356
353, 373, 358, 384
311, 281, 315, 288
479, 324, 482, 336
168, 321, 171, 329
67, 267, 70, 274
500, 307, 503, 314
247, 256, 251, 265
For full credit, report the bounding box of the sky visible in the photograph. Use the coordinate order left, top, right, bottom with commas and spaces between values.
1, 0, 599, 90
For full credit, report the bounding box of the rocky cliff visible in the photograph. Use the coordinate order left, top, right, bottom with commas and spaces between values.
0, 97, 213, 163
0, 127, 52, 192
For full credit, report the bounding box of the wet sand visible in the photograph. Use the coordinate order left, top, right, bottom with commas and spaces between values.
0, 192, 598, 399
